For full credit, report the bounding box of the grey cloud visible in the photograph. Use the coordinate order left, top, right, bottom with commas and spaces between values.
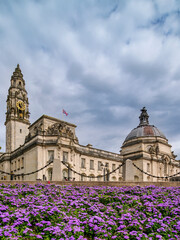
0, 0, 180, 159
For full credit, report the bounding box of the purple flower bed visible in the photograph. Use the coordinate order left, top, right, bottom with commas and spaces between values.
0, 184, 179, 239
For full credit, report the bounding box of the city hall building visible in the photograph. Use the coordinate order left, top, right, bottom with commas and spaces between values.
0, 65, 179, 181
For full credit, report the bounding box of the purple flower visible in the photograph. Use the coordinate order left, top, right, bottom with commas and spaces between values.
36, 235, 43, 239
0, 184, 178, 239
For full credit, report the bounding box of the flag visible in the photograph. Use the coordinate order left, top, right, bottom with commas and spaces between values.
63, 109, 68, 116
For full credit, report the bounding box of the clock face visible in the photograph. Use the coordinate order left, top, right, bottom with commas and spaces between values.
16, 100, 26, 111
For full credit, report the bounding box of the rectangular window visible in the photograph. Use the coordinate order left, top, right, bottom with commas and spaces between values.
112, 164, 116, 171
90, 160, 94, 170
21, 157, 24, 169
119, 165, 122, 174
81, 158, 86, 168
18, 159, 20, 169
147, 163, 150, 173
63, 152, 68, 163
48, 150, 54, 162
98, 161, 102, 171
11, 162, 13, 170
105, 163, 109, 168
13, 162, 16, 171
20, 129, 22, 133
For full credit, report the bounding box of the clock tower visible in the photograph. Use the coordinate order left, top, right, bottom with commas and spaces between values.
5, 64, 30, 152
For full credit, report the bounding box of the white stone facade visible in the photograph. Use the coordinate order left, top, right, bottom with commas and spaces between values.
0, 66, 179, 182
121, 108, 180, 181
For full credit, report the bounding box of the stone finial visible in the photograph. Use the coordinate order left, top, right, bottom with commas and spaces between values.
12, 64, 23, 79
139, 107, 149, 126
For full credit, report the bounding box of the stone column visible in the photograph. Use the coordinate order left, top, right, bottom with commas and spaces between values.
52, 144, 61, 181
123, 159, 134, 181
52, 158, 61, 181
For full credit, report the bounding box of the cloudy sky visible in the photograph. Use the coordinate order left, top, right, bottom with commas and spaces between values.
1, 0, 180, 158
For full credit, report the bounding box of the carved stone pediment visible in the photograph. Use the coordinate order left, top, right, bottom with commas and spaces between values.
46, 123, 74, 139
46, 123, 65, 135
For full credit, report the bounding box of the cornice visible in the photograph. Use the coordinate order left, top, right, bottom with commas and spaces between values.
74, 147, 122, 162
0, 135, 122, 162
122, 138, 171, 148
5, 117, 30, 126
29, 115, 76, 129
9, 86, 27, 94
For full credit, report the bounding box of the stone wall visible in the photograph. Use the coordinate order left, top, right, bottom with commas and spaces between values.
0, 181, 179, 187
6, 120, 29, 153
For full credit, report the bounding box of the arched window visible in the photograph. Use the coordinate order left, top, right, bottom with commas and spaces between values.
164, 161, 167, 175
97, 175, 102, 181
112, 176, 117, 181
147, 163, 150, 172
159, 167, 161, 177
62, 169, 68, 180
134, 175, 139, 181
118, 177, 123, 181
89, 174, 95, 181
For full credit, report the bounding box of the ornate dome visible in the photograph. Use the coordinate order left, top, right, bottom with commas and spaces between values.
124, 107, 166, 142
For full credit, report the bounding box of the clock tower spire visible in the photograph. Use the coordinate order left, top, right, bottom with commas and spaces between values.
5, 64, 30, 152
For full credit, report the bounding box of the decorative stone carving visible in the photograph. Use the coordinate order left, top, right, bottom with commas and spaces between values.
11, 108, 15, 114
139, 107, 149, 126
5, 65, 30, 126
171, 151, 177, 159
46, 123, 64, 135
33, 122, 43, 135
74, 136, 79, 144
25, 110, 30, 118
148, 144, 159, 155
25, 133, 31, 143
46, 123, 75, 139
56, 136, 61, 144
162, 154, 170, 164
23, 94, 26, 101
156, 145, 159, 155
